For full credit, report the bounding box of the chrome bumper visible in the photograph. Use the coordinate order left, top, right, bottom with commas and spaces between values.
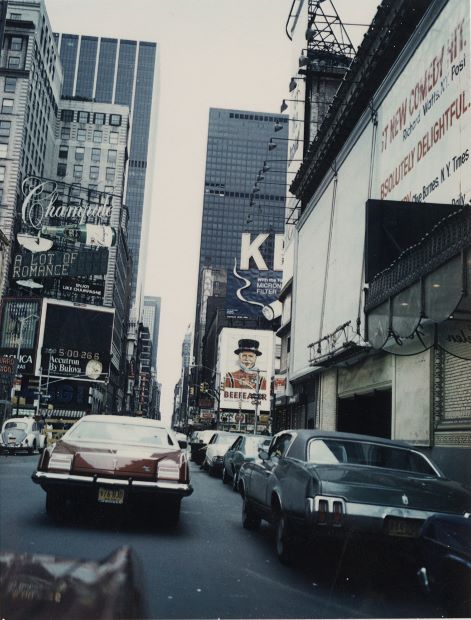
32, 471, 193, 495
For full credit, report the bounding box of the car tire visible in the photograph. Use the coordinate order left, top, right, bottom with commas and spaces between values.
46, 490, 64, 522
222, 467, 229, 484
242, 497, 260, 530
33, 440, 39, 455
275, 512, 294, 565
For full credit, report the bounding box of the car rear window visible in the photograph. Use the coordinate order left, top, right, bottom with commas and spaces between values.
4, 421, 27, 431
307, 439, 437, 476
67, 420, 175, 447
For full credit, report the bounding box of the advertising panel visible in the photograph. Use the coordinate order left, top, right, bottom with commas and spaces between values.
374, 1, 471, 205
0, 299, 40, 374
226, 233, 283, 320
218, 328, 275, 413
36, 299, 114, 382
12, 248, 109, 280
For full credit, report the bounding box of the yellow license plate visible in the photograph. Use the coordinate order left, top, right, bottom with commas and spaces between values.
98, 487, 125, 505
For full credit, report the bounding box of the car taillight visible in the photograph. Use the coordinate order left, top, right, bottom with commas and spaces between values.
48, 453, 73, 472
158, 458, 180, 481
332, 500, 343, 526
318, 499, 328, 524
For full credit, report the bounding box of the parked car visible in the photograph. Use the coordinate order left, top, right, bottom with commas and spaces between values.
190, 430, 215, 465
239, 430, 471, 564
203, 431, 240, 476
32, 415, 193, 524
417, 514, 471, 616
0, 417, 45, 454
222, 434, 270, 490
175, 431, 188, 449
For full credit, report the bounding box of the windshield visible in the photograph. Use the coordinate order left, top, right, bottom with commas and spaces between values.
67, 420, 176, 447
307, 438, 437, 476
245, 436, 269, 457
4, 421, 28, 431
216, 434, 237, 445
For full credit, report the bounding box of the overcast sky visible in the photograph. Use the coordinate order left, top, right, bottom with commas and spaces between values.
44, 0, 378, 423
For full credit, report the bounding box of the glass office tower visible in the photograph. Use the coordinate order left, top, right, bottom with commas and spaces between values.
194, 107, 288, 365
56, 34, 158, 306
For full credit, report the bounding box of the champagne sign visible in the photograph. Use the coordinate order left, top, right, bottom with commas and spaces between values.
21, 177, 113, 228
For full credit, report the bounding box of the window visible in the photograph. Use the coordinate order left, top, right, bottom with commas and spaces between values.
7, 55, 21, 69
93, 130, 102, 143
0, 121, 11, 139
91, 148, 100, 162
109, 114, 121, 127
0, 166, 5, 182
56, 162, 66, 177
94, 112, 105, 125
73, 164, 83, 179
109, 131, 118, 145
105, 167, 115, 182
61, 109, 74, 123
58, 144, 68, 159
9, 13, 21, 19
89, 166, 99, 180
10, 37, 22, 51
1, 99, 13, 114
75, 146, 85, 161
0, 144, 7, 158
4, 77, 16, 93
105, 185, 114, 194
77, 111, 89, 124
61, 126, 70, 140
107, 149, 117, 164
77, 128, 87, 141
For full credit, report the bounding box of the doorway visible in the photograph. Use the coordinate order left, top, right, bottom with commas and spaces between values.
337, 389, 392, 438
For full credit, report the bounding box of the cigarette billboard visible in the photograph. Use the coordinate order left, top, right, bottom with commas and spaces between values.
218, 327, 275, 412
0, 298, 41, 374
35, 299, 114, 382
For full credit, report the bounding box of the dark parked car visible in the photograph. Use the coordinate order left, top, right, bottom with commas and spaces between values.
32, 415, 193, 524
222, 435, 270, 490
239, 430, 471, 564
417, 514, 471, 616
189, 430, 215, 465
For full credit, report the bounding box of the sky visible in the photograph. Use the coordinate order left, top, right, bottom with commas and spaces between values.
44, 0, 378, 424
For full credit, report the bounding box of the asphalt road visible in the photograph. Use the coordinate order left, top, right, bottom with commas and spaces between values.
0, 453, 443, 619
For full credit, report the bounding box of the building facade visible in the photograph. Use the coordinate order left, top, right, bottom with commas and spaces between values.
288, 0, 471, 484
142, 295, 161, 373
55, 33, 158, 308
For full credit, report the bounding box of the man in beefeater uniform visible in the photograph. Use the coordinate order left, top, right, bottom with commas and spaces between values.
224, 339, 267, 391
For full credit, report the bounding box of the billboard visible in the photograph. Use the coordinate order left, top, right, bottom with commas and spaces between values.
0, 299, 41, 374
218, 328, 275, 413
226, 233, 283, 320
373, 1, 471, 204
36, 299, 114, 382
12, 248, 109, 279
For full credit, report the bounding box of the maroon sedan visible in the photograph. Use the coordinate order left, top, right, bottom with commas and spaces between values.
32, 415, 193, 524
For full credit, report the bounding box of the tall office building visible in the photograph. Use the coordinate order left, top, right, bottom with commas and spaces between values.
142, 295, 161, 373
55, 33, 158, 307
194, 108, 288, 365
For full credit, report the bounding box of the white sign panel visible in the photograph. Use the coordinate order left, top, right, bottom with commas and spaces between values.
218, 328, 274, 412
374, 1, 470, 206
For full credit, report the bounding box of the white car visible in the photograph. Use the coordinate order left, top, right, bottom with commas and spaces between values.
0, 417, 45, 454
204, 431, 241, 476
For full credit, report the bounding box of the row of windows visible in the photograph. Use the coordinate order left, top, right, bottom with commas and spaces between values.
60, 109, 122, 126
228, 113, 288, 123
58, 145, 117, 164
204, 191, 285, 201
57, 162, 117, 182
60, 126, 120, 145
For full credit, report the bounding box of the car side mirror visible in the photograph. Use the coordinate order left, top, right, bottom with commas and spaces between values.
258, 448, 269, 460
178, 440, 187, 449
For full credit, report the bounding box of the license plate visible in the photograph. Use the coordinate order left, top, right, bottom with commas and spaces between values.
386, 517, 421, 538
98, 487, 124, 505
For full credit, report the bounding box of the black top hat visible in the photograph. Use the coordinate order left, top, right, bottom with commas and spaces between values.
234, 339, 262, 356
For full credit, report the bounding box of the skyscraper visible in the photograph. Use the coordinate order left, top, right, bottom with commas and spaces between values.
142, 295, 161, 372
55, 34, 158, 307
194, 108, 288, 365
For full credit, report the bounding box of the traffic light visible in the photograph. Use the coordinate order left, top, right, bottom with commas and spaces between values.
189, 386, 195, 396
200, 382, 208, 393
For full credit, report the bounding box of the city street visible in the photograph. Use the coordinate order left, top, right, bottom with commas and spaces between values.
0, 453, 442, 619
